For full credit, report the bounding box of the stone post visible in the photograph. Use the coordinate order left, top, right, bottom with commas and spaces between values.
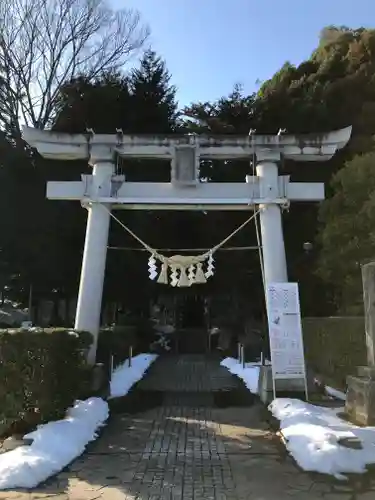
346, 262, 375, 425
363, 262, 375, 367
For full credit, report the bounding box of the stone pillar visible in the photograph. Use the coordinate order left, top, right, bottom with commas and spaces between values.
346, 262, 375, 425
256, 161, 288, 283
74, 158, 114, 365
363, 262, 375, 367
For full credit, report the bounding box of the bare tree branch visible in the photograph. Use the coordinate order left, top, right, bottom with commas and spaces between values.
0, 0, 149, 133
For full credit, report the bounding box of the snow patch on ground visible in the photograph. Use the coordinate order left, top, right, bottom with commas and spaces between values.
325, 385, 347, 401
220, 357, 270, 394
0, 397, 108, 490
109, 353, 158, 399
269, 398, 375, 480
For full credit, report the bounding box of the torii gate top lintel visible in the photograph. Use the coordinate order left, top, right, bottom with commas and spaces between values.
22, 126, 352, 163
21, 125, 352, 211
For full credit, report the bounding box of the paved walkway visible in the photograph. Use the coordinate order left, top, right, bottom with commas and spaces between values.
137, 354, 241, 393
2, 355, 375, 499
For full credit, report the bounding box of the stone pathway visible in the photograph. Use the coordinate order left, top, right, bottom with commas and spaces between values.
137, 354, 241, 393
2, 355, 375, 499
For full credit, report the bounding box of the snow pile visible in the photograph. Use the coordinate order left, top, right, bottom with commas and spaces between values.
0, 397, 108, 489
220, 357, 270, 394
269, 398, 375, 480
325, 386, 347, 401
109, 353, 158, 399
314, 376, 347, 402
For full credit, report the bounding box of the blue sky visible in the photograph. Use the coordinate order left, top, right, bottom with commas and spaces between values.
113, 0, 374, 107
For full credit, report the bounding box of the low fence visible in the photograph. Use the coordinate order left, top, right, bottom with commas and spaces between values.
302, 316, 366, 389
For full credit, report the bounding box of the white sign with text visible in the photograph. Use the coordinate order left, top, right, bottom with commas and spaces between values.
266, 282, 307, 380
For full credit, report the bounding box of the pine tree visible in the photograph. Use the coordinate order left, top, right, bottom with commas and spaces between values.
21, 53, 180, 310
128, 50, 178, 134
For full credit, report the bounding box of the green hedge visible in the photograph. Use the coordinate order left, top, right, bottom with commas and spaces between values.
0, 328, 92, 437
302, 317, 366, 389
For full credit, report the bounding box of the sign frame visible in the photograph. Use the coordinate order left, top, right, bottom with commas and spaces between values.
265, 282, 308, 400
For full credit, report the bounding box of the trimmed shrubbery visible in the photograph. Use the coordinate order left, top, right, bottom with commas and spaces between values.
302, 317, 366, 388
0, 318, 158, 437
0, 328, 92, 437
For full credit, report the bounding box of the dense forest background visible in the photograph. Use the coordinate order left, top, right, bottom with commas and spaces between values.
1, 2, 374, 318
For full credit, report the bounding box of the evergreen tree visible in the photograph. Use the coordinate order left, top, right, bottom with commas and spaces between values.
184, 27, 375, 315
16, 52, 180, 312
317, 150, 375, 313
128, 50, 178, 134
53, 73, 131, 134
109, 50, 180, 307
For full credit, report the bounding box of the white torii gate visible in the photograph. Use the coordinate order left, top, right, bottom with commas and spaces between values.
22, 126, 351, 363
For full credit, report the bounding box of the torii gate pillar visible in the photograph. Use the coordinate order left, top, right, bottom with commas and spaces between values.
256, 159, 288, 283
74, 154, 114, 364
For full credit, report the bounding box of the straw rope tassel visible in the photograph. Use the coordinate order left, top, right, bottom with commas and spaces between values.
178, 265, 191, 287
157, 262, 169, 284
194, 262, 207, 284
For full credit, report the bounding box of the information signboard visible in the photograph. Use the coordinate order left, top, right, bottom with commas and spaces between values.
265, 282, 307, 381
